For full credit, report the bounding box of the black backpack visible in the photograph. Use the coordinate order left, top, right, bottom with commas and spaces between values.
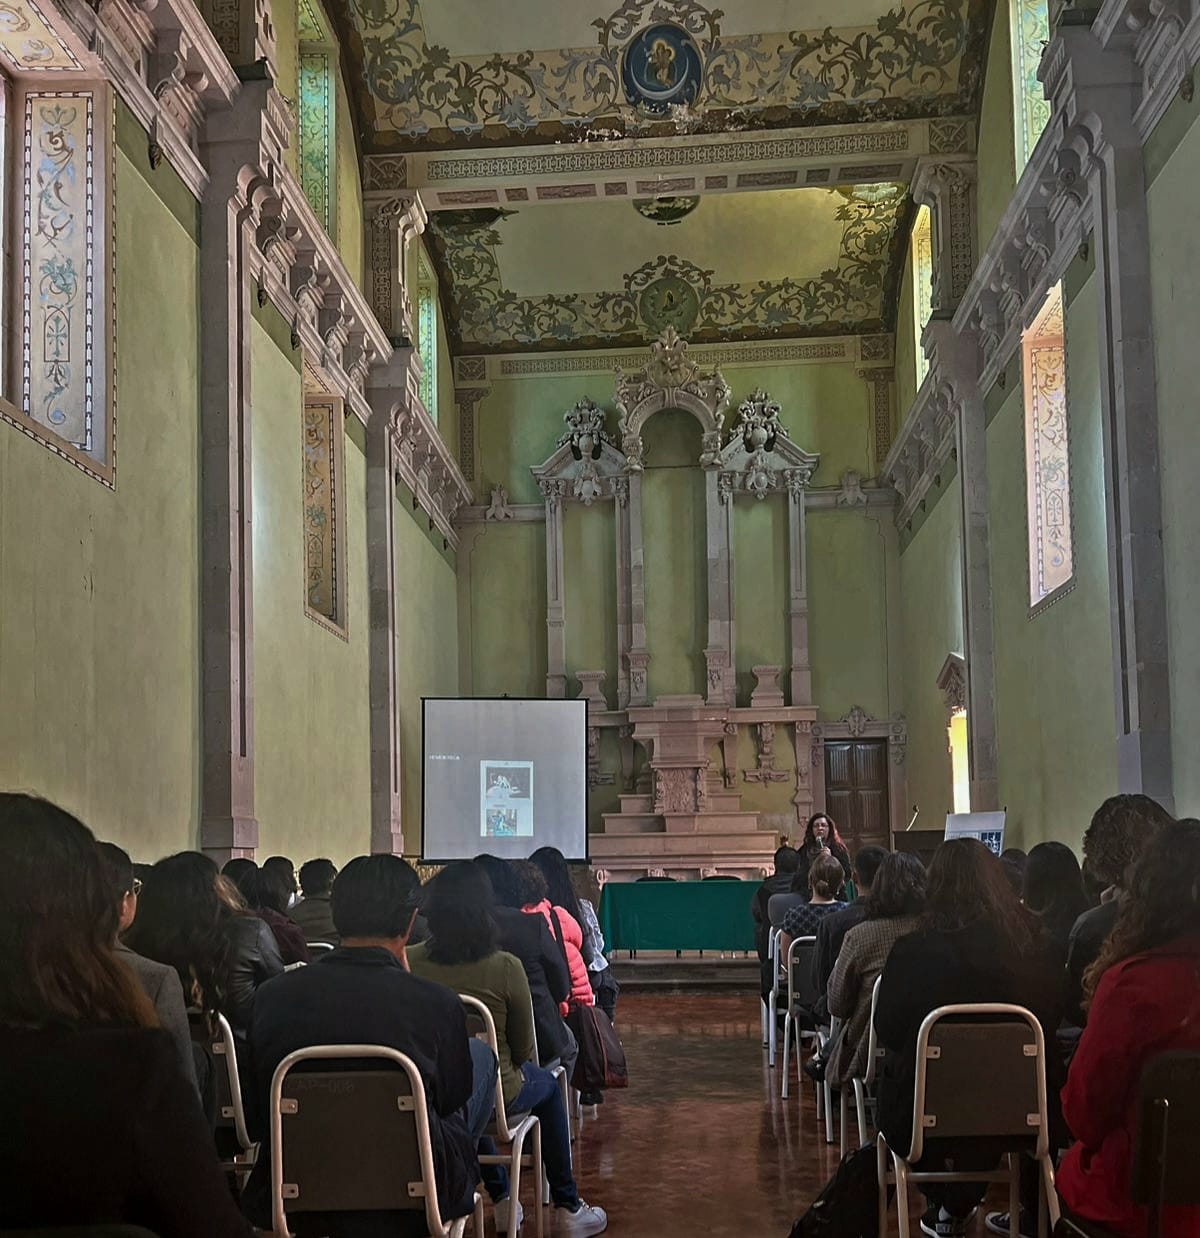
788, 1144, 889, 1238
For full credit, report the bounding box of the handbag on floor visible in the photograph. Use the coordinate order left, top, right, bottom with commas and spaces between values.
566, 1003, 629, 1092
787, 1143, 887, 1238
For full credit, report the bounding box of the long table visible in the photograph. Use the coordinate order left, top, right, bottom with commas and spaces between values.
598, 879, 757, 952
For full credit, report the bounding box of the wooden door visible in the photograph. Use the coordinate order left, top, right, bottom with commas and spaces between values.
824, 739, 889, 852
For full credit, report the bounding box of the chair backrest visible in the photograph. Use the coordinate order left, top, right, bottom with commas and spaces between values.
908, 1003, 1049, 1164
269, 1044, 455, 1238
863, 974, 883, 1085
306, 941, 335, 952
1132, 1051, 1200, 1215
785, 936, 818, 1012
460, 994, 518, 1140
207, 1011, 253, 1153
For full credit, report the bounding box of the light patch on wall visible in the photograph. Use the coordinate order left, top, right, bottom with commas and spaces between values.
1011, 0, 1050, 169
417, 247, 438, 422
299, 52, 333, 230
303, 393, 348, 636
912, 204, 933, 387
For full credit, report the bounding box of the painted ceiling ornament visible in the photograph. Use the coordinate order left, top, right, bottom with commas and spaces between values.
557, 396, 612, 461
620, 21, 704, 114
632, 195, 701, 226
639, 272, 700, 334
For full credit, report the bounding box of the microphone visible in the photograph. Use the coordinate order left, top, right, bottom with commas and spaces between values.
904, 805, 920, 832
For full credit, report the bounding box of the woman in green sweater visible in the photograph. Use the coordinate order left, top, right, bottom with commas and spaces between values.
409, 861, 608, 1237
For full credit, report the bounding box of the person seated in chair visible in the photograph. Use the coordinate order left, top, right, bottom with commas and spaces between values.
240, 854, 494, 1238
754, 845, 799, 1000
779, 852, 849, 951
289, 857, 339, 944
1056, 820, 1200, 1238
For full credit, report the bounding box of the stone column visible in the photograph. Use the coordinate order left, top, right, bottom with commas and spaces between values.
784, 468, 815, 705
540, 479, 568, 698
704, 469, 735, 704
625, 470, 650, 706
196, 79, 287, 860
912, 157, 978, 314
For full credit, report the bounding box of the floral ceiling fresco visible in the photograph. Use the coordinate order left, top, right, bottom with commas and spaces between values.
424, 186, 911, 354
336, 0, 988, 151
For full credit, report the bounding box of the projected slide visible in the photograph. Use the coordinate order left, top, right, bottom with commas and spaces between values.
423, 698, 588, 862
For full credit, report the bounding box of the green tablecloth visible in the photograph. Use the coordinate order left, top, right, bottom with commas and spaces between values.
598, 880, 757, 952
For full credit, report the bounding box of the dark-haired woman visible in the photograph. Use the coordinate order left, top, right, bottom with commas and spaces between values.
0, 793, 251, 1236
826, 850, 926, 1089
1057, 820, 1200, 1238
408, 862, 608, 1237
223, 858, 310, 966
1022, 841, 1089, 960
127, 850, 284, 1035
875, 838, 1062, 1237
795, 812, 852, 892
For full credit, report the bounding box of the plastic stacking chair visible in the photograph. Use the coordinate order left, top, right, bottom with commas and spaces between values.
268, 1044, 483, 1238
1054, 1051, 1200, 1238
461, 995, 545, 1238
876, 1003, 1061, 1238
779, 936, 820, 1101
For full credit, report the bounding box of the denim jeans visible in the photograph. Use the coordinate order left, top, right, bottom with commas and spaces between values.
466, 1038, 498, 1140
509, 1061, 579, 1209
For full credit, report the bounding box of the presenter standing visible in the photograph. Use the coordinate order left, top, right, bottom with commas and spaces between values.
795, 813, 852, 893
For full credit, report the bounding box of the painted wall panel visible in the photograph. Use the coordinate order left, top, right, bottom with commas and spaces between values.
563, 501, 618, 700
977, 0, 1016, 254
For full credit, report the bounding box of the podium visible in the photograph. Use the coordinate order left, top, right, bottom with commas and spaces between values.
891, 828, 944, 868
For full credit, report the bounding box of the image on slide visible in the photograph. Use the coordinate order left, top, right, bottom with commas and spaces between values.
481, 760, 534, 838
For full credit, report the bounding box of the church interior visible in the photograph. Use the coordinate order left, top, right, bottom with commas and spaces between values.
2, 0, 1199, 1235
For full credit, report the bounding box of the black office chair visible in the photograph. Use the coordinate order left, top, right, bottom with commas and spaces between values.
1056, 1051, 1200, 1238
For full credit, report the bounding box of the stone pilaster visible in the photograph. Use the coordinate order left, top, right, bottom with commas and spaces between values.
912, 157, 978, 314
364, 190, 426, 345
785, 468, 815, 706
540, 479, 568, 698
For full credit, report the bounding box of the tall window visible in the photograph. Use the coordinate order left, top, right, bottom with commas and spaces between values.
912, 204, 933, 387
1011, 0, 1051, 169
417, 247, 438, 423
948, 710, 970, 813
1023, 283, 1072, 610
0, 73, 116, 486
303, 392, 347, 636
298, 0, 335, 233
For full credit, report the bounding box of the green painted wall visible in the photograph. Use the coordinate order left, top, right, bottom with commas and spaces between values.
977, 0, 1017, 253
895, 250, 918, 427
733, 497, 788, 703
898, 478, 963, 824
335, 70, 364, 293
0, 134, 201, 861
393, 493, 460, 846
986, 275, 1116, 851
563, 502, 618, 700
251, 322, 373, 865
1147, 96, 1200, 817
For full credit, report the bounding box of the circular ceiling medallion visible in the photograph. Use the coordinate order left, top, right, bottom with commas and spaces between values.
639, 274, 700, 334
632, 195, 701, 226
621, 23, 704, 114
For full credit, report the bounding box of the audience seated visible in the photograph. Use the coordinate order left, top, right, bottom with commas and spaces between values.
475, 852, 577, 1082
794, 813, 852, 891
223, 858, 310, 966
875, 838, 1062, 1238
409, 862, 608, 1236
1021, 841, 1089, 963
1065, 794, 1173, 1024
753, 845, 800, 959
1057, 820, 1200, 1238
261, 854, 299, 908
814, 844, 890, 999
127, 851, 284, 1035
241, 854, 491, 1238
825, 851, 926, 1090
779, 852, 849, 950
289, 856, 339, 944
96, 841, 197, 1093
571, 863, 619, 1023
0, 793, 250, 1237
514, 859, 595, 1010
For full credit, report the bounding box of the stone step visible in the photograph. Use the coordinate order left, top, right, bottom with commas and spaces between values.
616, 791, 745, 815
618, 794, 653, 814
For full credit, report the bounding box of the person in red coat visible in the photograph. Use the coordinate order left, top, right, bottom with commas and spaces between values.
1058, 818, 1200, 1238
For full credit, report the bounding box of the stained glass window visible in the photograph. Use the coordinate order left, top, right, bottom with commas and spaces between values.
303, 394, 347, 634
1023, 284, 1072, 610
912, 204, 933, 388
1011, 0, 1051, 169
297, 0, 334, 233
1, 81, 115, 484
417, 248, 438, 423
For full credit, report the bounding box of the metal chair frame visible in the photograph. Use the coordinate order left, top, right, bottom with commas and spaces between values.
779, 936, 821, 1104
208, 1011, 258, 1187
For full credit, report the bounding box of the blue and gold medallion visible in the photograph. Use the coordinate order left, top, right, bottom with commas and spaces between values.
621, 23, 704, 114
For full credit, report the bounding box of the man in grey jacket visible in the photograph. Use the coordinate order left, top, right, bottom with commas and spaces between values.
97, 840, 198, 1093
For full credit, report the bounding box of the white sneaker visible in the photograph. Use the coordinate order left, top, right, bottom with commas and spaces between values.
555, 1200, 608, 1235
493, 1196, 524, 1233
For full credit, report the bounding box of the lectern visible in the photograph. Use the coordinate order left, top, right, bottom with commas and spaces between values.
891, 828, 944, 868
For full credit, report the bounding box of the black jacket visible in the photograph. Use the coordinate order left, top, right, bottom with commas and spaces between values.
241, 947, 478, 1228
492, 904, 573, 1061
1064, 900, 1118, 1026
0, 1024, 250, 1236
814, 901, 869, 995
874, 919, 1063, 1156
223, 913, 285, 1033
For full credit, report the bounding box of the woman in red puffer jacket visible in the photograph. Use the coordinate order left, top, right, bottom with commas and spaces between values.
1057, 819, 1200, 1238
513, 859, 594, 1011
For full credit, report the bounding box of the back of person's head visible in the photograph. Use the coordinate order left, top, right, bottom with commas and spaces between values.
475, 853, 520, 908
299, 857, 337, 898
868, 851, 927, 919
423, 860, 497, 965
511, 858, 549, 908
331, 854, 420, 940
95, 840, 135, 916
1083, 794, 1173, 889
774, 845, 800, 876
263, 855, 297, 895
1001, 847, 1028, 869
529, 846, 584, 922
221, 857, 259, 905
1084, 819, 1200, 1007
809, 852, 845, 900
1023, 841, 1088, 933
570, 862, 601, 908
924, 838, 1032, 953
256, 864, 294, 915
126, 850, 233, 1012
853, 845, 889, 890
0, 793, 153, 1029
